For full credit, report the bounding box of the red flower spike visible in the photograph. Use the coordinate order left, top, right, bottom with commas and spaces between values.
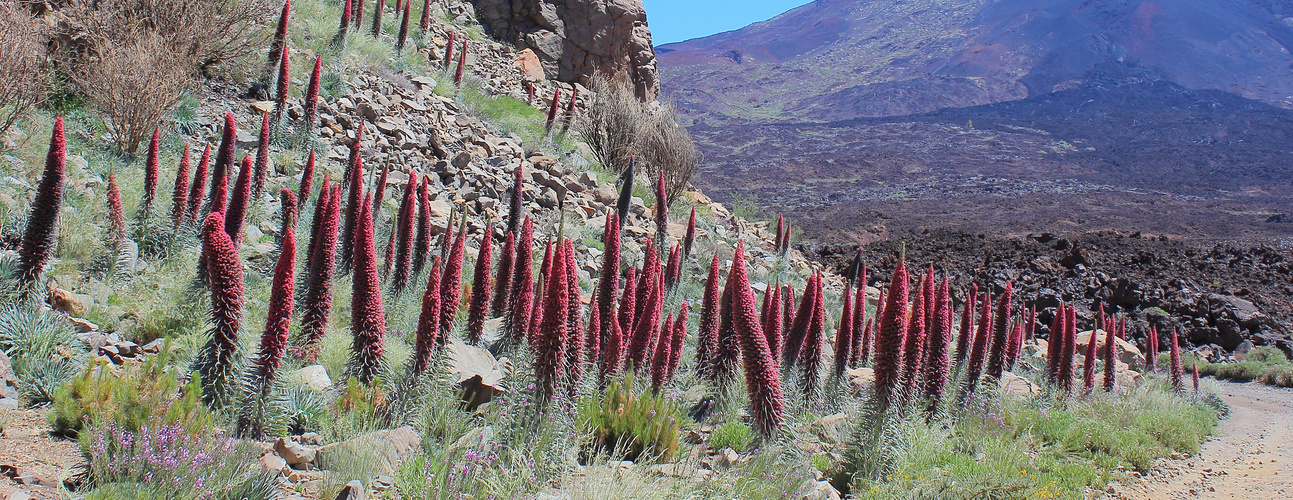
106, 173, 125, 249
651, 312, 673, 393
800, 274, 824, 396
391, 177, 418, 292
594, 215, 621, 360
353, 0, 363, 28
454, 38, 467, 86
412, 177, 431, 276
507, 163, 524, 234
526, 82, 535, 106
297, 183, 339, 360
1103, 324, 1116, 392
1170, 329, 1184, 392
304, 57, 322, 130
253, 190, 296, 387
781, 284, 796, 353
857, 318, 874, 367
965, 292, 993, 391
921, 267, 936, 341
617, 267, 638, 355
253, 112, 270, 200
712, 269, 740, 385
664, 244, 681, 290
1081, 318, 1099, 396
1192, 360, 1200, 393
492, 231, 516, 318
955, 284, 976, 364
411, 257, 442, 375
395, 0, 410, 51
774, 214, 784, 251
418, 0, 430, 34
343, 120, 364, 191
140, 127, 160, 218
275, 48, 291, 122
1046, 305, 1063, 383
1145, 326, 1157, 372
683, 207, 696, 260
196, 213, 245, 406
628, 271, 661, 371
695, 255, 721, 379
848, 267, 867, 366
668, 303, 687, 381
439, 217, 466, 336
563, 239, 585, 389
370, 0, 384, 37
445, 31, 455, 70
267, 0, 291, 75
601, 301, 623, 382
923, 277, 952, 410
297, 150, 316, 217
348, 195, 387, 385
187, 145, 211, 222
873, 261, 909, 404
338, 0, 352, 36
654, 171, 667, 249
279, 188, 298, 240
1005, 322, 1024, 371
546, 88, 561, 129
730, 242, 786, 438
170, 144, 190, 227
465, 232, 493, 344
833, 279, 854, 379
225, 156, 253, 248
506, 217, 535, 346
782, 273, 820, 369
764, 285, 782, 357
899, 271, 927, 399
634, 243, 659, 330
759, 283, 773, 329
587, 299, 602, 369
372, 162, 389, 222
339, 154, 364, 273
1059, 306, 1078, 395
529, 239, 554, 347
985, 282, 1013, 380
207, 112, 236, 216
535, 236, 569, 399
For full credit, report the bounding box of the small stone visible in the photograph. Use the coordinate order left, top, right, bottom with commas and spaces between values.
452, 151, 472, 169
290, 365, 332, 392
260, 452, 287, 473
275, 438, 317, 466
250, 101, 276, 115
372, 474, 394, 491
7, 491, 33, 500
334, 480, 365, 500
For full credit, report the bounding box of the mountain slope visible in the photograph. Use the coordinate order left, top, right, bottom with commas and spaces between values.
658, 0, 1293, 125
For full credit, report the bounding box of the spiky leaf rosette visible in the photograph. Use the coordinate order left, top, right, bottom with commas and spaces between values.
296, 186, 339, 360
186, 145, 211, 223
730, 242, 786, 438
506, 217, 535, 346
984, 282, 1013, 381
535, 236, 569, 400
195, 213, 245, 407
297, 150, 316, 218
833, 280, 854, 379
965, 294, 992, 393
1059, 306, 1078, 394
782, 273, 820, 369
411, 258, 442, 375
252, 189, 296, 388
225, 156, 253, 248
338, 153, 364, 273
873, 261, 909, 405
303, 57, 322, 131
545, 88, 560, 129
106, 173, 125, 250
439, 217, 466, 336
491, 231, 516, 318
695, 255, 721, 379
799, 275, 825, 397
1169, 329, 1184, 392
391, 178, 418, 293
1102, 324, 1116, 392
899, 272, 927, 397
274, 48, 291, 123
139, 127, 160, 219
17, 117, 66, 285
348, 196, 386, 386
412, 178, 431, 276
955, 284, 976, 364
683, 207, 696, 260
923, 278, 952, 412
454, 39, 467, 86
465, 233, 493, 344
170, 144, 190, 227
267, 0, 291, 77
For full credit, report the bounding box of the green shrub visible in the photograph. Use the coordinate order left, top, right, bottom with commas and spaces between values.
709, 421, 755, 453
1183, 348, 1293, 388
578, 370, 682, 462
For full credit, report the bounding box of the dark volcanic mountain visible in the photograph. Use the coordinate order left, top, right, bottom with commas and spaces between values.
656, 0, 1293, 243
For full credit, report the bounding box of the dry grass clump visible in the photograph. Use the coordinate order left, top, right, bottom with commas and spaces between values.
0, 2, 49, 140
68, 33, 191, 153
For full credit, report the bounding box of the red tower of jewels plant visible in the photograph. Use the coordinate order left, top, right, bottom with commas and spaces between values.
617, 267, 637, 353
849, 271, 867, 367
1059, 306, 1078, 394
349, 196, 387, 386
955, 283, 977, 364
353, 0, 364, 29
297, 185, 340, 360
873, 261, 910, 405
171, 144, 190, 227
298, 150, 316, 217
252, 112, 271, 200
506, 217, 535, 346
274, 49, 291, 127
418, 0, 430, 33
965, 292, 993, 391
411, 257, 442, 375
920, 266, 936, 340
800, 275, 825, 397
465, 233, 493, 344
225, 156, 253, 247
664, 245, 681, 291
651, 312, 673, 393
186, 145, 210, 223
454, 38, 467, 86
1081, 318, 1100, 396
338, 153, 364, 273
1169, 329, 1184, 392
782, 273, 820, 369
444, 31, 455, 70
1145, 326, 1158, 372
546, 88, 561, 130
1102, 324, 1116, 392
923, 277, 952, 412
535, 237, 569, 400
683, 207, 696, 260
1192, 360, 1200, 393
899, 271, 928, 396
250, 188, 297, 393
439, 217, 466, 335
139, 127, 160, 219
730, 242, 786, 438
391, 177, 418, 293
304, 57, 322, 132
601, 301, 623, 383
194, 213, 244, 406
774, 214, 784, 251
17, 117, 66, 285
412, 177, 431, 276
370, 0, 384, 37
764, 285, 782, 367
395, 0, 410, 51
984, 282, 1013, 380
299, 177, 329, 298
668, 303, 687, 381
654, 171, 668, 251
106, 173, 125, 250
712, 270, 740, 385
492, 231, 516, 318
594, 215, 621, 351
205, 112, 236, 218
507, 163, 524, 234
563, 239, 585, 388
1005, 322, 1024, 371
267, 0, 291, 78
628, 271, 661, 370
696, 254, 721, 379
334, 0, 352, 44
1046, 305, 1063, 383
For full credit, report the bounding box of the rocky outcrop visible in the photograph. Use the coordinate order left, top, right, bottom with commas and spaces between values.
464, 0, 660, 100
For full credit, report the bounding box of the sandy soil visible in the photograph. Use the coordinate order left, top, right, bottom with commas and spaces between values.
1108, 381, 1293, 499
0, 407, 82, 499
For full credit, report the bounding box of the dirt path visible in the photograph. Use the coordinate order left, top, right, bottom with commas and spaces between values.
1109, 381, 1293, 499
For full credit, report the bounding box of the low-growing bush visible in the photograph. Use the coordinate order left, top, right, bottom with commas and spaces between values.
69, 33, 191, 154
578, 370, 682, 462
86, 419, 274, 499
709, 420, 755, 453
0, 304, 85, 404
1179, 348, 1293, 388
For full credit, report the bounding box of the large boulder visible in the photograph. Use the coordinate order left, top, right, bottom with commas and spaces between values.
315, 426, 421, 474
1075, 330, 1145, 371
447, 337, 510, 410
467, 0, 660, 99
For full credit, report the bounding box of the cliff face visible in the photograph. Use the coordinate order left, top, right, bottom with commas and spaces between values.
468, 0, 660, 100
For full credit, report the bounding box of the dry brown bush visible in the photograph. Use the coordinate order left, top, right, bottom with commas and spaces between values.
579, 74, 699, 206
70, 33, 191, 153
0, 2, 50, 140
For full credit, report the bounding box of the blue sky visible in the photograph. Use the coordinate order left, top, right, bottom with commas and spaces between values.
641, 0, 814, 45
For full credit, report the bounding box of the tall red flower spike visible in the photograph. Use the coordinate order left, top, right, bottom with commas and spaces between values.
274, 48, 291, 123
635, 243, 658, 328
391, 177, 418, 292
529, 238, 554, 347
106, 173, 125, 249
617, 267, 637, 354
955, 283, 977, 364
1046, 305, 1063, 383
225, 156, 253, 247
1081, 318, 1100, 396
651, 312, 674, 393
253, 112, 270, 200
300, 177, 330, 297
170, 144, 190, 227
730, 241, 786, 438
140, 127, 160, 218
506, 217, 535, 346
527, 82, 535, 106
563, 239, 585, 389
899, 270, 927, 396
594, 215, 621, 357
712, 269, 740, 385
195, 213, 244, 406
439, 217, 466, 336
683, 207, 696, 260
297, 150, 316, 217
586, 297, 601, 373
782, 273, 820, 369
1170, 329, 1184, 392
1102, 324, 1116, 392
849, 277, 867, 367
628, 270, 661, 371
370, 0, 384, 37
445, 31, 455, 70
1192, 360, 1200, 393
535, 236, 569, 400
343, 120, 364, 191
1059, 306, 1078, 394
465, 233, 493, 344
668, 303, 687, 381
21, 116, 67, 284
664, 244, 681, 290
782, 284, 796, 352
546, 88, 561, 129
985, 282, 1013, 381
412, 177, 431, 276
492, 231, 516, 318
764, 285, 782, 360
1005, 322, 1024, 371
411, 257, 442, 375
267, 0, 291, 75
297, 185, 340, 360
873, 261, 909, 404
800, 274, 824, 397
965, 292, 993, 391
187, 145, 210, 223
1145, 326, 1158, 372
339, 153, 364, 273
773, 214, 784, 251
395, 0, 410, 51
921, 267, 936, 340
923, 277, 952, 412
833, 279, 854, 379
454, 38, 467, 86
566, 86, 579, 120
418, 0, 430, 33
654, 171, 668, 250
696, 255, 721, 379
372, 162, 389, 223
207, 112, 236, 216
507, 164, 524, 234
251, 188, 297, 391
349, 195, 387, 386
601, 301, 623, 383
304, 57, 322, 131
